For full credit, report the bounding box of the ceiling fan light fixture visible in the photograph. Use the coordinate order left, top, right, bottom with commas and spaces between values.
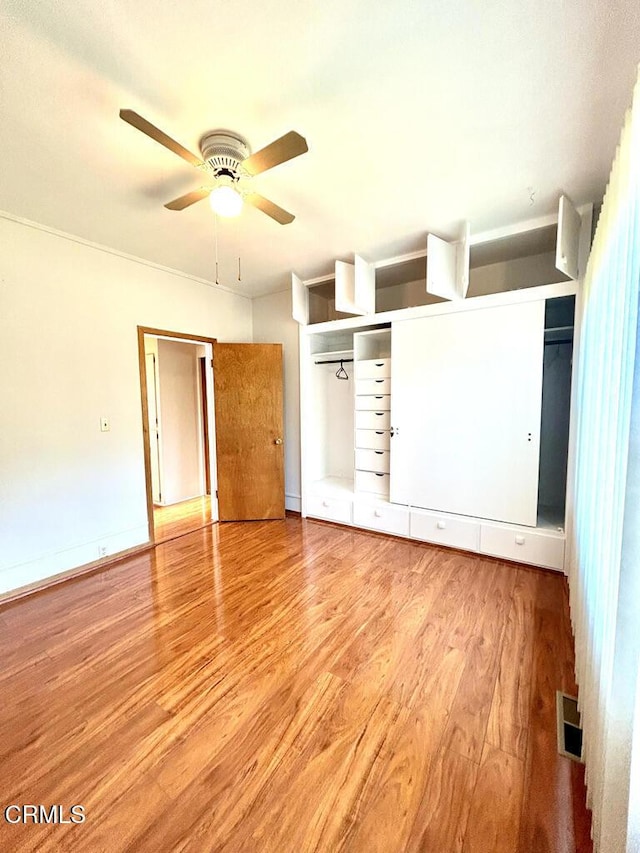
209, 185, 243, 217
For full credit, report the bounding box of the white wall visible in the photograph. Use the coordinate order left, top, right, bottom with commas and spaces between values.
156, 339, 203, 505
251, 288, 301, 511
0, 214, 252, 594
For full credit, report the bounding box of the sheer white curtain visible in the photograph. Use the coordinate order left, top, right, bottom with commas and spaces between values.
568, 64, 640, 853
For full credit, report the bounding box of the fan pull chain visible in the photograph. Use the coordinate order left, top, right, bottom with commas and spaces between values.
214, 213, 220, 285
235, 216, 241, 282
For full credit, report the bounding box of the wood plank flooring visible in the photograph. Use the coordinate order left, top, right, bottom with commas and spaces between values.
0, 519, 593, 852
153, 495, 213, 543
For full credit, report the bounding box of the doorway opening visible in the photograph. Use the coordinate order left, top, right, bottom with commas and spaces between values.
137, 327, 218, 545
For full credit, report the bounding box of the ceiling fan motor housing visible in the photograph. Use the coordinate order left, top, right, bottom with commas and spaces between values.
199, 130, 251, 180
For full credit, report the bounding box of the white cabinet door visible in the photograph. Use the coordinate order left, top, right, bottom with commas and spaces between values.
456, 221, 471, 298
292, 273, 308, 325
354, 255, 376, 314
335, 256, 375, 315
392, 301, 544, 526
334, 260, 357, 314
426, 233, 457, 300
555, 194, 581, 280
426, 221, 470, 300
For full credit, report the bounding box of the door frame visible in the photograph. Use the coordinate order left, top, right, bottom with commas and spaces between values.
137, 326, 217, 544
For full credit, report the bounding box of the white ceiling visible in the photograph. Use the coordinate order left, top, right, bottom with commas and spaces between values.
1, 0, 639, 298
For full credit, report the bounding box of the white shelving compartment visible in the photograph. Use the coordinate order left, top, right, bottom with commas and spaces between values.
293, 228, 468, 325
353, 329, 392, 499
301, 330, 356, 522
292, 195, 588, 326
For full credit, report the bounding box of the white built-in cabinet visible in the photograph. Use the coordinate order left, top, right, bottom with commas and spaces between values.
391, 301, 544, 526
296, 196, 592, 572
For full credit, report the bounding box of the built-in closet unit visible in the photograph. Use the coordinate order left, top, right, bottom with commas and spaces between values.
295, 196, 592, 572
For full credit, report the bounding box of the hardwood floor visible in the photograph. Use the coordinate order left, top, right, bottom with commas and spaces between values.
0, 519, 592, 852
153, 495, 213, 543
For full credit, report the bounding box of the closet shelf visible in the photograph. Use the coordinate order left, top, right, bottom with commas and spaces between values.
311, 349, 354, 360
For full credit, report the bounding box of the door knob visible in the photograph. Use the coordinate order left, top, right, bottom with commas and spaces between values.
274, 438, 283, 445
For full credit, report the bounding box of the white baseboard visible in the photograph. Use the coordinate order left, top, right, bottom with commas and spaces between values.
285, 493, 302, 513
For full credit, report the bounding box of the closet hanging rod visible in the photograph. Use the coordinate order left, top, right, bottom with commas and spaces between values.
314, 358, 355, 365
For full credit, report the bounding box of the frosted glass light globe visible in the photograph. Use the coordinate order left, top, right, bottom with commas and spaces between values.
209, 185, 243, 217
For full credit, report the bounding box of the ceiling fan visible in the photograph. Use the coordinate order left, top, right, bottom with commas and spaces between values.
119, 109, 308, 224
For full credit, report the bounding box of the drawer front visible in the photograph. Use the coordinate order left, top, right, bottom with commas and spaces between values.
356, 358, 391, 379
355, 410, 391, 430
480, 524, 565, 571
355, 395, 391, 411
355, 377, 391, 395
410, 510, 480, 552
355, 429, 390, 451
306, 494, 352, 525
353, 502, 409, 537
355, 448, 390, 474
355, 470, 390, 496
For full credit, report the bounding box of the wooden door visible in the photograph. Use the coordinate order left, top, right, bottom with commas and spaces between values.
392, 301, 544, 527
213, 343, 285, 520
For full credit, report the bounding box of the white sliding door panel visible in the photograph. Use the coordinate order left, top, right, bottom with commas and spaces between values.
556, 194, 581, 280
292, 273, 308, 324
389, 320, 414, 505
394, 302, 544, 526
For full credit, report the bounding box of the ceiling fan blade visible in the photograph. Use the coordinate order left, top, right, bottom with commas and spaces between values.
164, 187, 211, 211
245, 192, 295, 224
120, 109, 203, 168
242, 131, 308, 176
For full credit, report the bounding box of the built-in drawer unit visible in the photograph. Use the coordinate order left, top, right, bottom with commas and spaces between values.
353, 501, 410, 537
355, 448, 390, 474
355, 470, 390, 496
306, 494, 353, 525
355, 410, 391, 430
355, 395, 391, 411
355, 429, 390, 451
355, 378, 391, 395
410, 509, 480, 552
356, 358, 391, 379
480, 523, 565, 571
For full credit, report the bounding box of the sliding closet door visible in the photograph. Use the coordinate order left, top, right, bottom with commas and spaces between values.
392, 301, 544, 526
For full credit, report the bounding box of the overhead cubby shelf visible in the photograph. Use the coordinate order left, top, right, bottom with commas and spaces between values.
292, 195, 586, 325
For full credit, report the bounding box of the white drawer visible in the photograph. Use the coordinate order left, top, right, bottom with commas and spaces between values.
355, 470, 390, 496
353, 501, 409, 537
355, 378, 391, 395
480, 524, 565, 571
355, 448, 390, 474
356, 358, 391, 379
355, 395, 391, 411
410, 509, 480, 552
355, 410, 391, 430
355, 429, 390, 451
306, 494, 352, 525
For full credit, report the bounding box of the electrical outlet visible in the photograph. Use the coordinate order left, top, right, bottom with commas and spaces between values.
98, 545, 107, 558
